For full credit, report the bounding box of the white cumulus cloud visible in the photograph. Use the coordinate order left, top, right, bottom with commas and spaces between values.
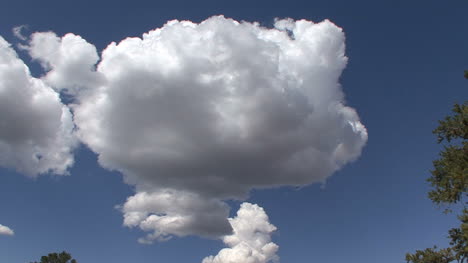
121, 189, 232, 242
28, 32, 103, 96
24, 16, 367, 242
0, 224, 14, 236
202, 203, 279, 263
0, 36, 77, 176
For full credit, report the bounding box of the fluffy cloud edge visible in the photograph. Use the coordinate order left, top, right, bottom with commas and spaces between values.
0, 36, 78, 176
0, 224, 14, 236
121, 189, 233, 243
202, 203, 279, 263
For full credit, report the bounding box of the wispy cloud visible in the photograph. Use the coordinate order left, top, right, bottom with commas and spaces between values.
12, 25, 28, 41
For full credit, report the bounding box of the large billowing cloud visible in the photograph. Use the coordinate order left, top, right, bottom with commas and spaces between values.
0, 224, 14, 236
202, 203, 279, 263
24, 16, 367, 243
0, 36, 76, 176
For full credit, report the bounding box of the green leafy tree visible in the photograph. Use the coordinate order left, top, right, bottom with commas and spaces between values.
406, 247, 455, 263
406, 73, 468, 263
30, 251, 77, 263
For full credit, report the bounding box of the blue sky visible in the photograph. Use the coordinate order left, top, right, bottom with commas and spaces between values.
0, 0, 467, 263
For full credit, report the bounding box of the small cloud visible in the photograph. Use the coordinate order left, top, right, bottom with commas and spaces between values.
12, 25, 28, 41
122, 190, 232, 243
0, 224, 14, 236
202, 203, 279, 263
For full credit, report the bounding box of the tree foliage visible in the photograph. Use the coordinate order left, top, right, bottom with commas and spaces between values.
406, 73, 468, 263
30, 251, 77, 263
406, 247, 455, 263
428, 102, 468, 205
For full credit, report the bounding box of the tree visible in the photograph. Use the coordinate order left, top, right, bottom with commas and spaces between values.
406, 247, 455, 263
406, 73, 468, 263
30, 251, 77, 263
